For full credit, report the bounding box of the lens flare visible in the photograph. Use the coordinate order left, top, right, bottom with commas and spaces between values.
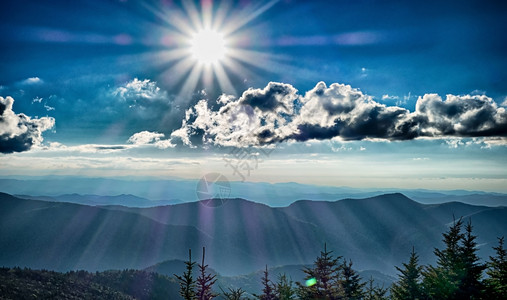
306, 277, 317, 287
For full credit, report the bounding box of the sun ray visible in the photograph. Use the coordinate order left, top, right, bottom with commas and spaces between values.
182, 0, 204, 31
201, 0, 213, 30
213, 62, 236, 95
179, 63, 204, 98
211, 0, 232, 31
157, 48, 191, 65
151, 0, 282, 98
202, 64, 215, 89
222, 0, 280, 35
221, 57, 259, 83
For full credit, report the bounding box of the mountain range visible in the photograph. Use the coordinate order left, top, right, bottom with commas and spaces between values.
1, 191, 505, 278
1, 176, 506, 207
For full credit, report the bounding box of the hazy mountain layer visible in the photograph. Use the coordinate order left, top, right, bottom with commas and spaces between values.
1, 192, 505, 276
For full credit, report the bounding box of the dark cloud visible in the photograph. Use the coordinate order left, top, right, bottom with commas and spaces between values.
169, 82, 507, 148
0, 96, 55, 154
239, 82, 298, 112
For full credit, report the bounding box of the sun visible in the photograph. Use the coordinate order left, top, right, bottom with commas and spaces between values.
190, 28, 228, 65
158, 0, 280, 96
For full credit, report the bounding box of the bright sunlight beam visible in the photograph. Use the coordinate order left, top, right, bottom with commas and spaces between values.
190, 29, 228, 65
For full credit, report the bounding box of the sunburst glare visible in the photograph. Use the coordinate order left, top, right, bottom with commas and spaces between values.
189, 28, 229, 65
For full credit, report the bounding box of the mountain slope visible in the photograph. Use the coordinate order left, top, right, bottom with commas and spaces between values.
278, 193, 445, 272
103, 198, 325, 274
1, 192, 506, 277
0, 192, 211, 271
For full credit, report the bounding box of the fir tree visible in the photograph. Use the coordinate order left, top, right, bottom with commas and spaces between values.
220, 287, 246, 300
422, 217, 465, 300
256, 265, 276, 300
196, 247, 217, 300
297, 243, 342, 299
485, 237, 507, 299
174, 249, 196, 300
457, 220, 485, 298
391, 247, 423, 300
365, 277, 388, 300
275, 273, 296, 300
340, 259, 366, 300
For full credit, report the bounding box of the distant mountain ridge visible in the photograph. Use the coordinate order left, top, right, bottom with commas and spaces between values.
16, 193, 183, 207
1, 176, 506, 207
1, 192, 506, 277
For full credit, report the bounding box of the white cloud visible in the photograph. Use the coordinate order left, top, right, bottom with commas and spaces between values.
382, 94, 399, 101
170, 81, 507, 148
0, 96, 55, 154
44, 104, 55, 111
127, 131, 175, 149
112, 78, 168, 104
22, 77, 43, 85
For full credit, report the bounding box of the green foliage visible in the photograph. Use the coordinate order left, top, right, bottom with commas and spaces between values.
422, 217, 487, 299
175, 249, 197, 300
0, 267, 179, 299
341, 259, 366, 299
484, 237, 507, 299
295, 244, 368, 300
220, 286, 247, 300
275, 273, 296, 300
458, 220, 485, 298
297, 243, 342, 299
422, 217, 465, 299
365, 276, 389, 300
391, 248, 423, 300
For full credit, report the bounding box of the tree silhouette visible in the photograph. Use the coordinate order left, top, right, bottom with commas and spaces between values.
174, 249, 196, 300
297, 243, 342, 299
485, 237, 507, 299
391, 247, 423, 300
275, 273, 296, 300
196, 247, 217, 300
340, 259, 365, 299
423, 217, 465, 299
457, 220, 485, 298
365, 276, 388, 300
256, 265, 276, 300
220, 286, 246, 300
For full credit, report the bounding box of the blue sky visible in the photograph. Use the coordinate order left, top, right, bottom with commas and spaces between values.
1, 0, 506, 191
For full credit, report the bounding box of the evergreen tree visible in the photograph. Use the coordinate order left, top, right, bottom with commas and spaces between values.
174, 249, 196, 300
196, 247, 217, 300
275, 273, 296, 300
297, 243, 342, 299
220, 287, 246, 300
457, 220, 485, 298
391, 247, 423, 300
485, 237, 507, 299
256, 265, 276, 300
365, 277, 388, 300
340, 259, 366, 300
422, 217, 465, 300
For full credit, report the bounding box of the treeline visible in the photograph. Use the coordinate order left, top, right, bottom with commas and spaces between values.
176, 218, 506, 300
1, 217, 505, 299
0, 267, 180, 299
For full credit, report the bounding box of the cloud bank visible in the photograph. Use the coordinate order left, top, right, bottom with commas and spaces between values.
0, 96, 55, 153
170, 82, 507, 147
